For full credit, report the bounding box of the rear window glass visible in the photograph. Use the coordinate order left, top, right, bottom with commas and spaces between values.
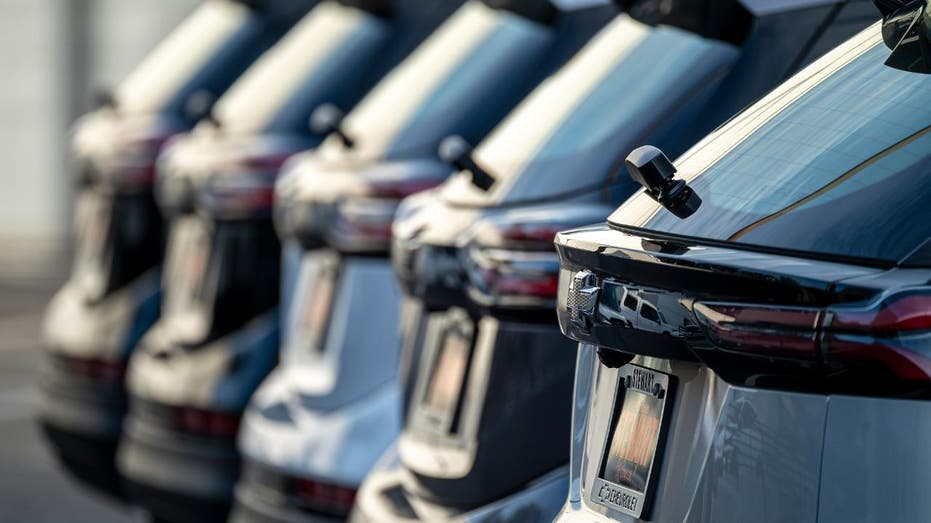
213, 3, 382, 134
640, 304, 659, 323
439, 15, 738, 207
610, 26, 931, 263
116, 1, 251, 113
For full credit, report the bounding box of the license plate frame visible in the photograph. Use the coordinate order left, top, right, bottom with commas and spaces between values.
420, 326, 474, 434
413, 310, 475, 436
590, 364, 674, 519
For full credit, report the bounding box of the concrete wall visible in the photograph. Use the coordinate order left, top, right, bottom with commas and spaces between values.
0, 0, 199, 246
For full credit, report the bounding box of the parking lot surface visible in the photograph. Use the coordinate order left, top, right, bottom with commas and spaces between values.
0, 250, 139, 522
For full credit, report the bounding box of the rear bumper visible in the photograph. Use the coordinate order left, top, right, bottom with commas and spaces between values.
38, 354, 127, 500
117, 408, 239, 523
38, 353, 126, 437
352, 464, 569, 523
40, 422, 126, 501
229, 476, 343, 523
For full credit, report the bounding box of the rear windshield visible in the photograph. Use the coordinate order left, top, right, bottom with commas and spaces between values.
609, 25, 931, 264
115, 1, 252, 113
213, 2, 383, 134
440, 15, 737, 207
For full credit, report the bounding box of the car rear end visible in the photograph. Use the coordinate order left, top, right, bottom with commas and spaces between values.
232, 1, 618, 520
37, 0, 314, 499
118, 170, 284, 522
356, 0, 882, 519
555, 16, 931, 522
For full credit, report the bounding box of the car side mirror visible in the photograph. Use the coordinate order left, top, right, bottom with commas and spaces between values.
625, 145, 701, 219
877, 0, 931, 73
439, 135, 495, 191
309, 103, 354, 147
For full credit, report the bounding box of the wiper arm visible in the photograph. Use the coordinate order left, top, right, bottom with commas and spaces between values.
439, 135, 496, 191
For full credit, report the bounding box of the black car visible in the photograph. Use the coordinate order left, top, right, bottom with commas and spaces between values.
554, 4, 931, 521
39, 0, 317, 500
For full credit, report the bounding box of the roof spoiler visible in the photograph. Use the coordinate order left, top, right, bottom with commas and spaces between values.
483, 0, 558, 23
876, 0, 931, 73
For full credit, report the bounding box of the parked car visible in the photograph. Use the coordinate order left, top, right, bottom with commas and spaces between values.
231, 0, 618, 521
554, 4, 931, 521
353, 0, 879, 521
113, 2, 462, 522
38, 0, 318, 500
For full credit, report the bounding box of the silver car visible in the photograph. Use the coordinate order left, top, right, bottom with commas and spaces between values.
115, 1, 453, 521
555, 7, 931, 522
355, 0, 878, 521
233, 0, 618, 520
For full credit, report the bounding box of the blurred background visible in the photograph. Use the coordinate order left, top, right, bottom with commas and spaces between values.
0, 1, 197, 520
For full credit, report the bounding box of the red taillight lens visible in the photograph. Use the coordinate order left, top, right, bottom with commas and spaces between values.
70, 357, 126, 382
466, 247, 562, 305
200, 171, 277, 216
465, 207, 612, 307
823, 291, 931, 382
293, 478, 357, 517
693, 303, 820, 358
172, 406, 240, 437
474, 264, 561, 299
826, 293, 931, 333
367, 178, 441, 200
332, 197, 398, 246
694, 289, 931, 388
497, 224, 568, 246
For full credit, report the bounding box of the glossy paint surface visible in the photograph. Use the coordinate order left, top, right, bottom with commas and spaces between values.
610, 24, 931, 264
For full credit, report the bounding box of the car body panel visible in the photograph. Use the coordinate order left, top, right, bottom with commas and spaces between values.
238, 1, 618, 517
239, 376, 402, 487
558, 345, 828, 523
553, 17, 931, 523
353, 454, 570, 523
373, 2, 877, 519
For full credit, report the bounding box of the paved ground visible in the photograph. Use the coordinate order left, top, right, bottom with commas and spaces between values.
0, 250, 141, 522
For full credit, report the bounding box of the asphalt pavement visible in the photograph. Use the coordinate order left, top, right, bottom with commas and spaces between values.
0, 246, 141, 522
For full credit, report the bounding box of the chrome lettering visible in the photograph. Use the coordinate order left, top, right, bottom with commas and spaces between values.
630, 368, 655, 394
598, 483, 638, 512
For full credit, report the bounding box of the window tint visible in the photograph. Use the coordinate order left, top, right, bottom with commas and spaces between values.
610, 28, 931, 263
623, 294, 639, 311
640, 303, 659, 323
213, 3, 383, 134
440, 16, 738, 207
116, 1, 251, 113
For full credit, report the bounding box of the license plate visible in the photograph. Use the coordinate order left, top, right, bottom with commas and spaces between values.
591, 364, 673, 519
165, 217, 212, 313
300, 267, 337, 352
416, 313, 475, 435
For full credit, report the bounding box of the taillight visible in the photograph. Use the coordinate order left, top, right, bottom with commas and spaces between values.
276, 159, 449, 254
198, 170, 278, 218
466, 248, 562, 303
477, 266, 561, 298
293, 478, 357, 517
693, 289, 931, 393
464, 205, 613, 308
172, 406, 240, 437
282, 182, 443, 254
692, 303, 820, 358
823, 291, 931, 383
69, 357, 126, 382
331, 197, 399, 247
94, 133, 178, 189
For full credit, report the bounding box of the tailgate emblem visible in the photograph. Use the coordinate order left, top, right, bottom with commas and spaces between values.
567, 270, 600, 332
